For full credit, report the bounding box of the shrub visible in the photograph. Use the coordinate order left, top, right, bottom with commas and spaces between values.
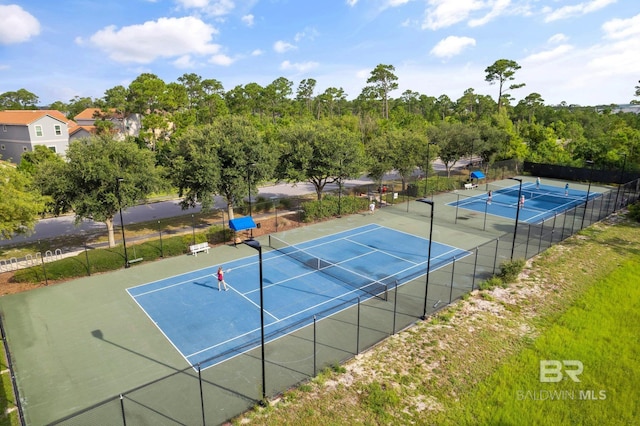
478, 276, 502, 291
627, 201, 640, 222
300, 195, 369, 222
498, 258, 526, 283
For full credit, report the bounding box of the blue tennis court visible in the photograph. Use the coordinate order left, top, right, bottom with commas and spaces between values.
449, 182, 600, 223
127, 224, 469, 369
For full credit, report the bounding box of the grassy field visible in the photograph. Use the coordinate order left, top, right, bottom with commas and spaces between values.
233, 216, 640, 425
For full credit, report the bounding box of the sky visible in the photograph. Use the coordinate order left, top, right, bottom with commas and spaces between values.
1, 0, 639, 108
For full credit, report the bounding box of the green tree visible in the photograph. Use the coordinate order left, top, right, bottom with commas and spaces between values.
276, 120, 364, 200
17, 145, 61, 176
0, 163, 48, 239
484, 59, 525, 111
632, 80, 640, 105
0, 89, 39, 109
67, 96, 96, 119
264, 77, 294, 123
295, 78, 316, 116
391, 129, 426, 191
35, 136, 160, 247
367, 64, 399, 119
428, 122, 479, 177
167, 116, 274, 219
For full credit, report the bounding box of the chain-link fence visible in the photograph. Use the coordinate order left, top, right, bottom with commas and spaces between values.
42, 177, 640, 425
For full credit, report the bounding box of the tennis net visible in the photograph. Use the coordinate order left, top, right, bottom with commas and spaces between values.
486, 183, 586, 208
269, 235, 388, 300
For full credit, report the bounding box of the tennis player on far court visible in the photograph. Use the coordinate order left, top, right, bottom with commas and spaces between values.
217, 267, 229, 291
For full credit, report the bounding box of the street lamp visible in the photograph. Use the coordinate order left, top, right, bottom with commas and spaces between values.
116, 177, 129, 268
247, 163, 257, 218
247, 163, 257, 238
510, 177, 523, 260
243, 238, 266, 403
424, 142, 436, 198
416, 198, 434, 320
614, 153, 627, 212
581, 160, 594, 229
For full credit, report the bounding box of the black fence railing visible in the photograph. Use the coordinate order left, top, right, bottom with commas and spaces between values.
41, 177, 640, 426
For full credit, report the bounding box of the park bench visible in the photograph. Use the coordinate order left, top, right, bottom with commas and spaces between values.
464, 183, 478, 190
189, 242, 210, 256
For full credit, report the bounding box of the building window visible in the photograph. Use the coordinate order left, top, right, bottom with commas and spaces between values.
23, 147, 28, 151
35, 125, 43, 137
2, 125, 6, 132
48, 146, 57, 153
54, 125, 62, 135
1, 145, 5, 150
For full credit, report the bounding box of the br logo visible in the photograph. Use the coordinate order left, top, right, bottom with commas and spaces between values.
539, 360, 583, 382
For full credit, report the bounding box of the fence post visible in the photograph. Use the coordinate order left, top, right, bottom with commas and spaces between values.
313, 316, 317, 377
356, 298, 361, 355
561, 210, 568, 241
120, 394, 127, 426
472, 247, 479, 291
525, 224, 532, 259
493, 238, 499, 275
449, 257, 456, 303
198, 364, 205, 426
538, 220, 545, 254
455, 193, 460, 224
392, 281, 398, 335
38, 240, 48, 286
483, 200, 489, 231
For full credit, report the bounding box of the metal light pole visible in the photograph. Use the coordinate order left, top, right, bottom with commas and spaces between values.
416, 198, 434, 320
247, 163, 256, 238
614, 153, 627, 212
424, 142, 435, 197
510, 177, 523, 260
581, 160, 594, 229
243, 238, 266, 403
116, 177, 129, 268
338, 157, 343, 218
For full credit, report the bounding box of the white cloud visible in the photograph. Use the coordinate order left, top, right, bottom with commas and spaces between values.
280, 60, 319, 72
522, 44, 574, 62
386, 0, 411, 6
173, 55, 196, 68
544, 0, 617, 23
242, 14, 255, 27
422, 0, 486, 30
294, 27, 319, 43
274, 40, 296, 53
251, 49, 264, 56
84, 16, 221, 64
0, 5, 40, 45
430, 36, 476, 58
346, 0, 358, 6
602, 13, 640, 40
175, 0, 235, 16
548, 33, 569, 44
210, 54, 234, 66
468, 0, 510, 27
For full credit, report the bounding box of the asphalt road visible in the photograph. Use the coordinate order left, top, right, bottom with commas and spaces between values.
0, 158, 474, 248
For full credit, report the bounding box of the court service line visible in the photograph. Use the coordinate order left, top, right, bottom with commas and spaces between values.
345, 238, 420, 265
185, 283, 371, 359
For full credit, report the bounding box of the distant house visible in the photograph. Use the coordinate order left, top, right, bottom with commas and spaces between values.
72, 108, 141, 141
0, 110, 73, 164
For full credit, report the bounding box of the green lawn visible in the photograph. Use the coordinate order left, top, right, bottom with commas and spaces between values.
447, 257, 640, 425
234, 217, 640, 425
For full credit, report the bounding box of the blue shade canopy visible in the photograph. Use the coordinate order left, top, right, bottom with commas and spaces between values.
470, 171, 485, 179
229, 216, 257, 231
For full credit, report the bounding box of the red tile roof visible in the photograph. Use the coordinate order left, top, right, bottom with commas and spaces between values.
0, 110, 73, 126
